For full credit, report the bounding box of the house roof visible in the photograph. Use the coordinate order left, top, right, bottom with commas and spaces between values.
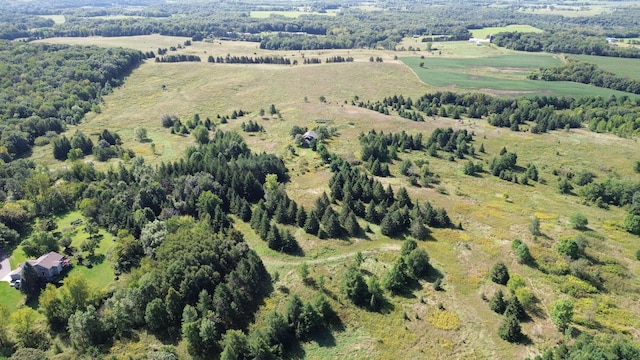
303, 131, 318, 139
33, 251, 65, 269
8, 251, 65, 276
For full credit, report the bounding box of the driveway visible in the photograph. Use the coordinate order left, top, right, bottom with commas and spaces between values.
0, 250, 11, 282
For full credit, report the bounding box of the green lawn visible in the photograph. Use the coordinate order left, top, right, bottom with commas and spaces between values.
60, 211, 116, 293
0, 282, 25, 312
7, 211, 116, 312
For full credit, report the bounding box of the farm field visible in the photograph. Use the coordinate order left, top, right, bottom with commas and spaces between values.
12, 33, 640, 359
570, 54, 640, 80
400, 53, 636, 97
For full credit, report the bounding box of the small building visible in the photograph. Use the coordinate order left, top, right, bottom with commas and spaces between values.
8, 251, 71, 287
302, 131, 318, 146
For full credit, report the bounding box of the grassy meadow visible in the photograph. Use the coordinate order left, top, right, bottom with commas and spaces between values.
518, 6, 609, 17
24, 35, 640, 358
470, 25, 543, 39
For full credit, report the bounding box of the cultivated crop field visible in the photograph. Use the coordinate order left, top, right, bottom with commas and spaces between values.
23, 35, 640, 359
401, 51, 637, 97
571, 54, 640, 80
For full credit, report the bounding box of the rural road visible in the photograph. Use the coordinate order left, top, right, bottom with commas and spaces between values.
0, 249, 11, 282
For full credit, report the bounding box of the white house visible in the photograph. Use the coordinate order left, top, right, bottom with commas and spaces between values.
8, 251, 70, 287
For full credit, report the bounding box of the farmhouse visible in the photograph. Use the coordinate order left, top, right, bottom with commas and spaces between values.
8, 251, 71, 287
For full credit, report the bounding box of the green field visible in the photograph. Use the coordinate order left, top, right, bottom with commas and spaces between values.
470, 25, 543, 39
401, 54, 638, 97
571, 54, 640, 80
518, 6, 608, 17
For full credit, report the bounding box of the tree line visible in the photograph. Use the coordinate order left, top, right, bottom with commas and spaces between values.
492, 31, 640, 59
155, 54, 201, 63
360, 91, 640, 138
207, 55, 292, 65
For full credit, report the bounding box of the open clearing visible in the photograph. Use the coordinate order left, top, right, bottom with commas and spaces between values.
250, 10, 338, 18
470, 25, 543, 39
27, 35, 640, 358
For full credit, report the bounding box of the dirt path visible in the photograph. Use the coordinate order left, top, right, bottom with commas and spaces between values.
258, 244, 401, 268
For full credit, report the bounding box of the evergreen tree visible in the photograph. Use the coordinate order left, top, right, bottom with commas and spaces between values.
365, 201, 379, 224
343, 212, 362, 237
295, 206, 307, 228
342, 265, 369, 307
406, 248, 430, 279
383, 258, 408, 294
322, 211, 342, 238
267, 226, 282, 251
366, 275, 384, 312
489, 289, 506, 314
304, 210, 320, 235
498, 314, 522, 343
489, 262, 510, 285
20, 262, 41, 299
410, 220, 430, 240
504, 296, 526, 321
395, 187, 412, 208
52, 135, 71, 160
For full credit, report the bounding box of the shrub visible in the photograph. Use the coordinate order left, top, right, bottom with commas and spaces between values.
569, 212, 588, 230
550, 299, 574, 331
557, 238, 580, 260
515, 288, 537, 312
507, 274, 526, 292
529, 216, 541, 236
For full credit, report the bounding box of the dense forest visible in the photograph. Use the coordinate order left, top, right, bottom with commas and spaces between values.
1, 0, 640, 54
0, 41, 144, 161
